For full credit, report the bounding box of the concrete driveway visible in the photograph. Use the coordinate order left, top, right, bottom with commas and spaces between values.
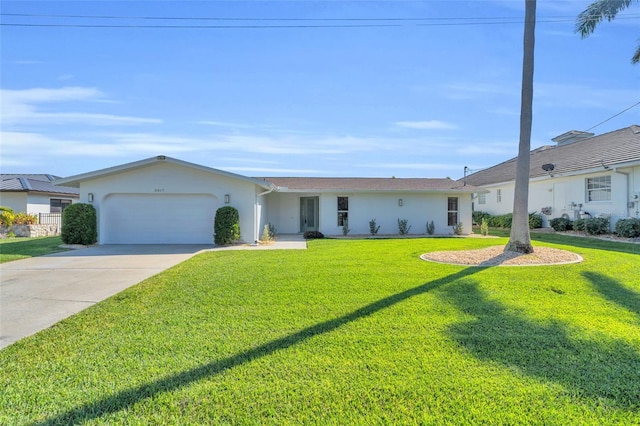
0, 245, 212, 349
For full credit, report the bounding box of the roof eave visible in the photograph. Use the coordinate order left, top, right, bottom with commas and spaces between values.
54, 156, 272, 190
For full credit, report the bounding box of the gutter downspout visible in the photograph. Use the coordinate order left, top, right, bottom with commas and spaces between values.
254, 184, 277, 244
614, 168, 630, 219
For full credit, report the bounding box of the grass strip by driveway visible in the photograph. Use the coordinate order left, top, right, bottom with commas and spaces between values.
0, 236, 68, 263
1, 236, 639, 424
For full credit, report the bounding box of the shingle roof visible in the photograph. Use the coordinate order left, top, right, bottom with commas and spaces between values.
258, 177, 479, 193
463, 125, 640, 187
1, 174, 80, 196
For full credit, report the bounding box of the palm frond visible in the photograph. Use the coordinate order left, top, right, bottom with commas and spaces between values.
576, 0, 635, 37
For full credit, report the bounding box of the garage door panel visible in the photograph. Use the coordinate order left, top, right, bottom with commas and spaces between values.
103, 194, 217, 244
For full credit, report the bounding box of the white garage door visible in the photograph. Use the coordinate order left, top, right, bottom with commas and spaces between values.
102, 194, 217, 244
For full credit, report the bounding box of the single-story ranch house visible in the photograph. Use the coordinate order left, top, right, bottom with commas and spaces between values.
0, 174, 79, 216
54, 156, 480, 244
463, 125, 640, 228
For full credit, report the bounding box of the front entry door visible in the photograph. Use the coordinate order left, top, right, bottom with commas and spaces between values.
300, 197, 319, 233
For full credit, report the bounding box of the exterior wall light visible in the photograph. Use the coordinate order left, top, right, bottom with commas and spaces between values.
224, 194, 230, 204
398, 198, 403, 207
88, 193, 94, 203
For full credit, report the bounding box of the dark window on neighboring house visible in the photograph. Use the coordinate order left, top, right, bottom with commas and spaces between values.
50, 199, 72, 213
337, 196, 349, 226
497, 189, 502, 203
586, 176, 611, 202
447, 197, 459, 226
478, 193, 486, 205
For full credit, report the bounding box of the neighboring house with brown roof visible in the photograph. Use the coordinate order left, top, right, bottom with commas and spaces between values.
463, 125, 640, 228
0, 174, 80, 216
55, 156, 480, 244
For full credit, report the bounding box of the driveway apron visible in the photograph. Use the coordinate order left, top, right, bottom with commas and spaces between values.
0, 245, 211, 349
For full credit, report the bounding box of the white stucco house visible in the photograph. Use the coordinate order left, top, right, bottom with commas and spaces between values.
0, 174, 80, 215
464, 125, 640, 228
54, 156, 480, 245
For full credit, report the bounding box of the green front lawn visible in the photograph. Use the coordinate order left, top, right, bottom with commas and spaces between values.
1, 236, 639, 424
0, 236, 67, 263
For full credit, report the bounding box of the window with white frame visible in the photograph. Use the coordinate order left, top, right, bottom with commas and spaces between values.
496, 189, 502, 203
478, 193, 486, 204
337, 196, 349, 226
50, 199, 72, 213
447, 197, 459, 226
586, 176, 611, 202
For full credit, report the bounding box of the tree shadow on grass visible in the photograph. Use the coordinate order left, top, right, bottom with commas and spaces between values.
36, 267, 480, 425
583, 271, 640, 316
442, 282, 640, 410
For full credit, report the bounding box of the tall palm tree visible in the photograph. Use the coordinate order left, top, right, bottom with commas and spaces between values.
505, 0, 536, 254
576, 0, 639, 63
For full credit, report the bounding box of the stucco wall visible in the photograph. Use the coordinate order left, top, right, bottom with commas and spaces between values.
0, 193, 27, 213
476, 166, 640, 228
266, 191, 473, 236
77, 162, 262, 244
27, 194, 53, 215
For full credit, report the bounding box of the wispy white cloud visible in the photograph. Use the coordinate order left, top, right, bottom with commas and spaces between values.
0, 87, 161, 127
3, 87, 102, 103
394, 120, 457, 130
196, 120, 254, 129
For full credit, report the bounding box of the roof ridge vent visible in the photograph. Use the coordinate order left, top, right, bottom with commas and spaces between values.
551, 130, 594, 146
631, 124, 640, 134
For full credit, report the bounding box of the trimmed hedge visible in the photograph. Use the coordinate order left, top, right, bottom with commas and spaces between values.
214, 206, 241, 245
472, 210, 491, 225
61, 203, 97, 245
615, 218, 640, 238
549, 217, 572, 232
487, 213, 512, 229
585, 217, 609, 235
475, 212, 542, 230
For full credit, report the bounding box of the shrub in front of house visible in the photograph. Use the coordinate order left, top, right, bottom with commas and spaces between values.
472, 211, 491, 226
303, 231, 324, 239
615, 218, 640, 238
426, 220, 435, 235
261, 223, 277, 242
452, 222, 464, 235
585, 217, 610, 235
573, 218, 586, 232
487, 213, 512, 228
13, 212, 38, 225
61, 203, 97, 245
528, 213, 543, 229
549, 217, 572, 232
0, 206, 15, 227
369, 219, 381, 236
397, 219, 411, 235
480, 218, 489, 236
214, 206, 241, 245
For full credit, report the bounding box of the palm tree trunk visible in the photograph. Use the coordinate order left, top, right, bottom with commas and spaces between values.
505, 0, 536, 254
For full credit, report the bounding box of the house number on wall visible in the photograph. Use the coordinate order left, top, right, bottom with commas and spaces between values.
154, 188, 165, 193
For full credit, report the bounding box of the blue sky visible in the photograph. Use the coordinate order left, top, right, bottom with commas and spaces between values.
1, 1, 639, 179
